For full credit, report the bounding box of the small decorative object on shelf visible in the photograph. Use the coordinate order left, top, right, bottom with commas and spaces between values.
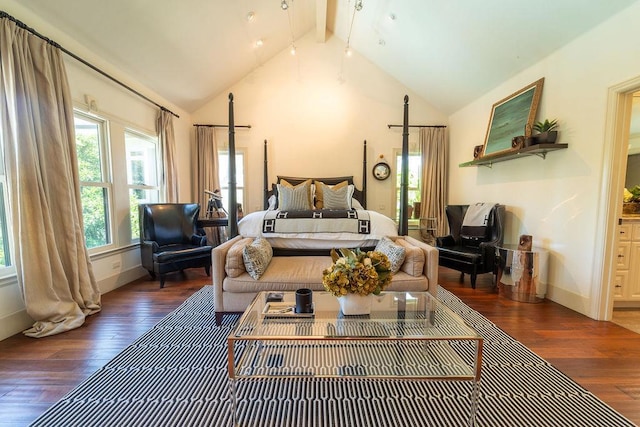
322, 248, 392, 315
473, 144, 483, 159
623, 186, 640, 214
532, 118, 558, 144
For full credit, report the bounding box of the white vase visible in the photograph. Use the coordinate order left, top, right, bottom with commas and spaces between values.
338, 293, 373, 315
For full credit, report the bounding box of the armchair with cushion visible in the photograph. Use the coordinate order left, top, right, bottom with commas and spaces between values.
436, 203, 505, 288
139, 203, 213, 288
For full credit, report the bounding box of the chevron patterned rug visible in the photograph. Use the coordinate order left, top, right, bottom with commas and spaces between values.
30, 286, 633, 427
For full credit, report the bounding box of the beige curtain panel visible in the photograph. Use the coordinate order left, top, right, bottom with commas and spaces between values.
193, 126, 221, 211
419, 127, 448, 239
0, 18, 101, 337
158, 110, 179, 202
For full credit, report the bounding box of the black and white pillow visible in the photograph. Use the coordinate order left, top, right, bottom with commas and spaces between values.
277, 183, 312, 211
375, 236, 406, 274
242, 237, 273, 280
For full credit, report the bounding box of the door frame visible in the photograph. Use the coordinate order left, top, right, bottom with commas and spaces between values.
596, 77, 639, 320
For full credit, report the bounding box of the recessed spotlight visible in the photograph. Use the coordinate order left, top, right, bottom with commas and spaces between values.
246, 11, 255, 21
281, 0, 289, 10
388, 13, 396, 21
255, 39, 264, 48
290, 45, 297, 55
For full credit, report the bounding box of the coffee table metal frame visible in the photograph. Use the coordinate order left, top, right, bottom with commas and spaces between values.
227, 291, 483, 426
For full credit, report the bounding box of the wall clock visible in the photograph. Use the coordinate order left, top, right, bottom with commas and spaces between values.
373, 161, 391, 181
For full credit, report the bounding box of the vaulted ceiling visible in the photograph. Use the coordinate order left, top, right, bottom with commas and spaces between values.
16, 0, 639, 114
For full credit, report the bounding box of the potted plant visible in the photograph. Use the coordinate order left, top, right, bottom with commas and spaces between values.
322, 248, 392, 315
532, 119, 559, 144
623, 185, 640, 215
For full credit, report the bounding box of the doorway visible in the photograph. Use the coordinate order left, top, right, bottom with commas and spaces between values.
598, 78, 640, 323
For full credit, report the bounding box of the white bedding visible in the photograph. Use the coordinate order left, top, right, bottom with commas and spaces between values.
238, 209, 398, 249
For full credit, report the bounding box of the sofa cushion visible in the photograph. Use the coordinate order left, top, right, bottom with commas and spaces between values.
224, 256, 331, 293
225, 237, 254, 278
396, 238, 425, 277
375, 236, 406, 273
242, 237, 273, 280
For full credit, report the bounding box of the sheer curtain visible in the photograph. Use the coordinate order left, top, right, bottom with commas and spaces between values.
158, 109, 178, 202
0, 18, 101, 337
418, 127, 448, 239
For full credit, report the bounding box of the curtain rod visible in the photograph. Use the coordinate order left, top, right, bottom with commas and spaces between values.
0, 11, 180, 119
193, 124, 252, 128
387, 124, 447, 129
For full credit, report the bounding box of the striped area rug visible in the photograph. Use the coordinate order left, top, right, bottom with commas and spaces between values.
30, 286, 634, 427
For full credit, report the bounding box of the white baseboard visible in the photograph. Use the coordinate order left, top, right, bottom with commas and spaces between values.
98, 266, 148, 294
545, 284, 595, 319
0, 267, 148, 342
0, 309, 33, 342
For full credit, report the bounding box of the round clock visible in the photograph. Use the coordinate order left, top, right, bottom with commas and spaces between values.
373, 161, 391, 180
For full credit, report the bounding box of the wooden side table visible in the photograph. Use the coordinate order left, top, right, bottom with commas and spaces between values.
497, 245, 549, 303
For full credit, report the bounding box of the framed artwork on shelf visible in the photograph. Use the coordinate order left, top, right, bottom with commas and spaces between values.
481, 78, 544, 157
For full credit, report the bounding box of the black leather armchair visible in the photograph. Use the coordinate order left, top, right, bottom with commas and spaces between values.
436, 204, 505, 288
139, 203, 212, 288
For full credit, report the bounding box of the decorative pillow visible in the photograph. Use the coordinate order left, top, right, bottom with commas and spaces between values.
396, 238, 425, 277
323, 185, 351, 210
225, 237, 254, 277
277, 182, 312, 211
351, 198, 364, 210
242, 237, 273, 280
280, 179, 313, 209
375, 236, 406, 274
314, 180, 348, 209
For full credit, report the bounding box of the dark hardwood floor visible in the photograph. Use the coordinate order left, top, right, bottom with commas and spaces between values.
0, 267, 639, 426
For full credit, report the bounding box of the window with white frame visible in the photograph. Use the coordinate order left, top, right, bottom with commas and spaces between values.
218, 150, 245, 215
395, 151, 422, 223
125, 130, 160, 241
74, 113, 111, 249
0, 135, 12, 270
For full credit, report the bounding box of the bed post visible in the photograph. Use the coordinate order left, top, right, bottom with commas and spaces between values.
362, 140, 367, 209
398, 95, 409, 236
263, 139, 269, 210
228, 93, 238, 238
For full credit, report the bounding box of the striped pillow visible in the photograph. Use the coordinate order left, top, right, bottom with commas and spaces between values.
314, 180, 348, 209
280, 179, 313, 208
322, 184, 354, 210
277, 183, 312, 211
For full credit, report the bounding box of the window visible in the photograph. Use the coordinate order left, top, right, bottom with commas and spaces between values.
218, 150, 245, 214
74, 113, 111, 249
126, 130, 160, 241
0, 139, 12, 269
395, 152, 422, 222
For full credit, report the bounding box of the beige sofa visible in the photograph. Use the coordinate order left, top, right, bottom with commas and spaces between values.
211, 235, 438, 323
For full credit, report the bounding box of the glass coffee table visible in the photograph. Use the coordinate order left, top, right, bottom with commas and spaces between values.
227, 291, 483, 426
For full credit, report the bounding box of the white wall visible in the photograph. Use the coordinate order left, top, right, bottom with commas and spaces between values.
192, 31, 448, 217
449, 2, 640, 318
0, 1, 194, 340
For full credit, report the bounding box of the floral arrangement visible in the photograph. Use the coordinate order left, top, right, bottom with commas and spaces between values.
322, 248, 392, 297
624, 185, 640, 203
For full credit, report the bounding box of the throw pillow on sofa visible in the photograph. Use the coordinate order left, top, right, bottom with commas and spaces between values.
243, 237, 273, 280
375, 236, 406, 274
225, 237, 254, 277
396, 239, 425, 277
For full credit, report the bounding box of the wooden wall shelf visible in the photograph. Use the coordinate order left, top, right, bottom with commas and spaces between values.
459, 143, 568, 168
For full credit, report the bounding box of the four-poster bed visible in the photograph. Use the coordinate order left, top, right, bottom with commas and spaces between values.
223, 92, 412, 244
